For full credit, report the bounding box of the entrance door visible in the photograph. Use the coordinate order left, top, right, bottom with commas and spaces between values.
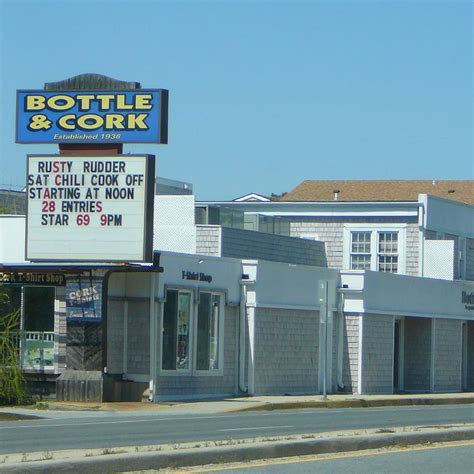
393, 319, 404, 392
462, 322, 468, 391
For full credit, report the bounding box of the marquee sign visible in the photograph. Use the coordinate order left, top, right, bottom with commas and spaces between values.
16, 89, 168, 144
26, 154, 155, 262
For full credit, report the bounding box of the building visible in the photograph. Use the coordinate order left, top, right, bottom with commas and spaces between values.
0, 179, 473, 401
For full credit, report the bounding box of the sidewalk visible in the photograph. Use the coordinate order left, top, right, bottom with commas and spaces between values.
2, 391, 473, 417
1, 392, 473, 473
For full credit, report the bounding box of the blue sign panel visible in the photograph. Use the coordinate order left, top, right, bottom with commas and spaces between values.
16, 89, 168, 144
66, 277, 102, 322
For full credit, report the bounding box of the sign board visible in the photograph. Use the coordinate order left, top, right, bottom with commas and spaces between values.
26, 154, 155, 262
0, 272, 65, 286
16, 89, 168, 144
66, 277, 102, 321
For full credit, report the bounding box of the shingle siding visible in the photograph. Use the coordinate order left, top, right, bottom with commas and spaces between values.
290, 217, 418, 275
404, 317, 431, 391
253, 308, 319, 395
196, 225, 327, 267
466, 238, 474, 281
432, 319, 462, 392
361, 314, 394, 394
342, 315, 360, 393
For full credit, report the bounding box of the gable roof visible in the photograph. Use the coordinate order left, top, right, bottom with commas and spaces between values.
281, 180, 474, 205
233, 193, 272, 202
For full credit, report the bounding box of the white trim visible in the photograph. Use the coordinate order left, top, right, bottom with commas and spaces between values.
250, 211, 419, 218
362, 307, 474, 321
255, 303, 325, 311
357, 314, 364, 395
247, 304, 256, 395
193, 291, 225, 377
159, 289, 194, 376
343, 224, 407, 275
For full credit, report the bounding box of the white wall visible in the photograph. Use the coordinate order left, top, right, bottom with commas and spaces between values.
421, 194, 474, 238
153, 195, 196, 254
363, 270, 474, 320
250, 260, 339, 310
0, 216, 26, 263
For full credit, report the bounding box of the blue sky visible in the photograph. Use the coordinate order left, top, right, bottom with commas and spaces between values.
0, 0, 472, 200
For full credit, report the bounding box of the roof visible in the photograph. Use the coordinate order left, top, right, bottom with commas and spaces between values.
281, 180, 474, 205
233, 193, 272, 202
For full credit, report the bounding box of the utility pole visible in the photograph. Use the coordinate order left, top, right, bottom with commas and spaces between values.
319, 280, 329, 400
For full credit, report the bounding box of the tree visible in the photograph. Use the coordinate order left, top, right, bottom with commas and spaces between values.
0, 285, 25, 405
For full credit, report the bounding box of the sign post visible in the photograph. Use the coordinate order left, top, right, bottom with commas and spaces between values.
16, 74, 169, 401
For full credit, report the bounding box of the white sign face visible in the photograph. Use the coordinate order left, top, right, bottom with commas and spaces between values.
26, 154, 154, 262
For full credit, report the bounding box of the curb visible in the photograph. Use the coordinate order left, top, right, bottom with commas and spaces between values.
3, 426, 474, 473
232, 397, 474, 412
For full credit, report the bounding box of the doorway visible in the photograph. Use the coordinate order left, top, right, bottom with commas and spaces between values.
393, 318, 404, 392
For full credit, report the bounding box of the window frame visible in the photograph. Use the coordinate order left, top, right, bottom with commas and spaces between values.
343, 224, 407, 274
159, 286, 225, 377
193, 290, 225, 377
160, 288, 195, 376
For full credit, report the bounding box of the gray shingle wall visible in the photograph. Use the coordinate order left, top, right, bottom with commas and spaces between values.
466, 238, 474, 281
195, 226, 221, 257
107, 300, 125, 374
156, 306, 239, 399
432, 318, 462, 391
406, 225, 420, 276
221, 227, 327, 266
253, 308, 319, 395
126, 301, 150, 375
361, 314, 394, 394
342, 315, 360, 393
404, 317, 431, 391
290, 221, 343, 269
290, 217, 419, 275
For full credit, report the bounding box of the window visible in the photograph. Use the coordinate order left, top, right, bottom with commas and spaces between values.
162, 290, 192, 371
378, 232, 398, 273
344, 225, 406, 274
196, 293, 221, 371
161, 289, 224, 374
350, 232, 372, 270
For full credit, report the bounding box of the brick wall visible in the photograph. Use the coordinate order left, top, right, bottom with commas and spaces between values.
126, 301, 150, 375
156, 306, 239, 399
253, 308, 319, 395
432, 318, 462, 392
195, 226, 221, 257
361, 314, 394, 394
342, 315, 360, 393
404, 317, 431, 391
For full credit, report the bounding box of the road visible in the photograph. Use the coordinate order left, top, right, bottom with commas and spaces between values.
0, 404, 472, 455
193, 442, 474, 473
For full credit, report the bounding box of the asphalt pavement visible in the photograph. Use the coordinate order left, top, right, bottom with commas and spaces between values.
0, 392, 473, 472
